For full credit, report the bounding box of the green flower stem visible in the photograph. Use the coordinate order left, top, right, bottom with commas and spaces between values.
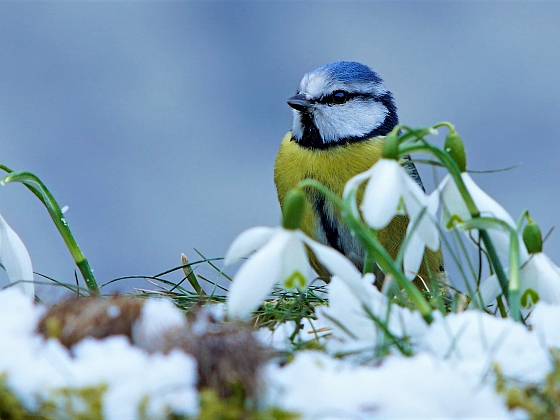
1, 170, 99, 294
399, 140, 510, 303
457, 217, 521, 322
297, 179, 434, 324
479, 230, 509, 296
363, 249, 376, 275
508, 234, 521, 322
432, 122, 455, 132
362, 304, 413, 357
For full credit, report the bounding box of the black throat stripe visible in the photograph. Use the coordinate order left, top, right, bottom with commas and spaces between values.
313, 195, 344, 254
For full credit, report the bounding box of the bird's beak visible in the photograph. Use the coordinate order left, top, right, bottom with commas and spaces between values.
287, 94, 313, 112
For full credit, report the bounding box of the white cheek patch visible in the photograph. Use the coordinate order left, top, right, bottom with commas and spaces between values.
314, 100, 388, 143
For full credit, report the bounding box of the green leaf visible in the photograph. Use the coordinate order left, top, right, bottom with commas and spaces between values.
1, 171, 99, 294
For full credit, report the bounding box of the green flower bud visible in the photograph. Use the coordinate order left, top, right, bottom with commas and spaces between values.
444, 130, 467, 172
282, 189, 306, 230
381, 131, 400, 160
522, 219, 543, 254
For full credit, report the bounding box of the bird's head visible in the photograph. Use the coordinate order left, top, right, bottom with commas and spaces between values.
288, 61, 398, 149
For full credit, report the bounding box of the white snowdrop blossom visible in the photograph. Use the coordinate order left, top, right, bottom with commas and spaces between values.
350, 158, 427, 229
437, 172, 528, 262
0, 212, 34, 297
403, 191, 441, 279
225, 226, 359, 319
345, 158, 440, 279
480, 251, 560, 306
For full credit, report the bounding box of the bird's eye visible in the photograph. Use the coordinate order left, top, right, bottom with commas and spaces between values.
331, 90, 348, 105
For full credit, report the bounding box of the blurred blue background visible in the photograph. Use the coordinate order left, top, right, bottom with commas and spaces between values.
1, 2, 559, 300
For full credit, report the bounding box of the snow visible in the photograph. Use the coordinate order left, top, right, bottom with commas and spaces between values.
1, 281, 559, 418
0, 289, 198, 418
261, 273, 560, 419
70, 337, 197, 419
420, 310, 551, 383
318, 275, 429, 358
266, 351, 510, 419
132, 297, 188, 352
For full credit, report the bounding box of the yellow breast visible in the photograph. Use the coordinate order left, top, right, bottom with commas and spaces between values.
274, 131, 384, 199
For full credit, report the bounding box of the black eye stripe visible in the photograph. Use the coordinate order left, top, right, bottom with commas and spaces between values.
317, 91, 373, 105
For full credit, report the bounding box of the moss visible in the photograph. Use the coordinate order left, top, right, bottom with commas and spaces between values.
0, 374, 35, 420
39, 384, 107, 420
0, 376, 106, 420
195, 389, 299, 420
495, 349, 560, 419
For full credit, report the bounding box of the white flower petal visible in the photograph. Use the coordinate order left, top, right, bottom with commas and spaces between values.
342, 167, 374, 201
439, 173, 526, 262
343, 168, 375, 218
462, 174, 515, 226
521, 253, 560, 304
279, 234, 312, 290
479, 252, 560, 306
438, 174, 470, 228
402, 184, 440, 273
462, 174, 520, 261
360, 159, 404, 229
479, 273, 502, 305
402, 175, 429, 218
227, 230, 290, 319
0, 213, 34, 297
418, 216, 440, 252
423, 192, 441, 251
320, 275, 379, 346
403, 233, 425, 280
301, 233, 375, 305
406, 193, 440, 253
224, 226, 275, 266
300, 233, 362, 283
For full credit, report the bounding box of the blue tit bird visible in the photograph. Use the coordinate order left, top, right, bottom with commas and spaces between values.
274, 61, 443, 289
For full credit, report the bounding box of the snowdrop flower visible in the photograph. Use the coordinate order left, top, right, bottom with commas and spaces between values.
403, 191, 440, 279
344, 157, 440, 279
0, 212, 34, 297
437, 172, 528, 262
225, 226, 360, 319
347, 158, 427, 230
480, 220, 560, 306
480, 252, 560, 306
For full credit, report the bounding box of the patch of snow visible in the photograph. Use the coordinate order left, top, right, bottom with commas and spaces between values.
132, 297, 188, 352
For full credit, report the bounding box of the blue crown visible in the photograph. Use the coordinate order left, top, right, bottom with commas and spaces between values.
313, 61, 382, 84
